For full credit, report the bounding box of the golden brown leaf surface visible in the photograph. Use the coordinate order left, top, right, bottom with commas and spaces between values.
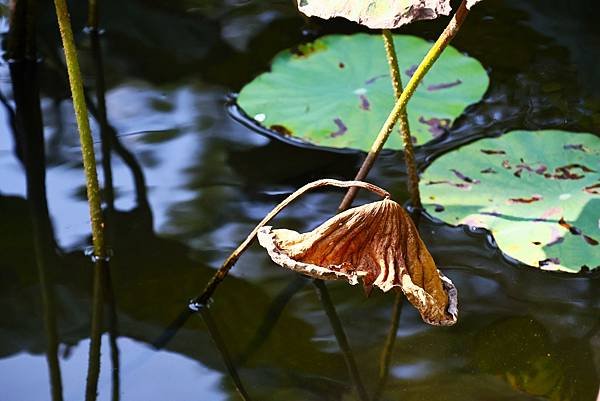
258, 199, 457, 325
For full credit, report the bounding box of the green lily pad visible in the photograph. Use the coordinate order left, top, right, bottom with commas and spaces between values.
420, 130, 600, 272
237, 34, 488, 152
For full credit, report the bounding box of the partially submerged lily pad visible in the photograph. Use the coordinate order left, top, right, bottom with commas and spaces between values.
257, 198, 458, 326
297, 0, 452, 29
237, 34, 488, 152
420, 130, 600, 272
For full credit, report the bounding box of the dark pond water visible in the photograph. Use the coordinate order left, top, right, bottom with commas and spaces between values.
1, 0, 599, 400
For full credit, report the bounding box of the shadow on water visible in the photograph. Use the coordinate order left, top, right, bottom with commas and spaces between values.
0, 0, 599, 400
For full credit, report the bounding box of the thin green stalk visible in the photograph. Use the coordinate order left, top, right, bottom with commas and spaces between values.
381, 29, 421, 208
339, 0, 469, 211
53, 0, 105, 259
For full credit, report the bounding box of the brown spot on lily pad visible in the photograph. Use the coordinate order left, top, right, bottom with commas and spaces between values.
419, 117, 450, 138
405, 64, 417, 78
330, 118, 348, 138
359, 94, 370, 111
584, 183, 600, 194
558, 217, 598, 245
425, 180, 471, 189
564, 144, 588, 152
508, 194, 542, 204
427, 79, 462, 91
338, 62, 345, 68
539, 257, 560, 267
365, 74, 388, 85
514, 160, 547, 177
481, 149, 506, 155
549, 164, 596, 180
291, 41, 327, 58
451, 169, 480, 184
270, 125, 293, 136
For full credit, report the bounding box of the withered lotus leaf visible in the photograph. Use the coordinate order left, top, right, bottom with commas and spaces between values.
258, 198, 458, 325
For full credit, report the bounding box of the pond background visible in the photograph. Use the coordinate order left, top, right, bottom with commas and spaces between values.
0, 0, 599, 400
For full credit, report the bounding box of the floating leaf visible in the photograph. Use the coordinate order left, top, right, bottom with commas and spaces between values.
257, 198, 458, 325
297, 0, 452, 29
237, 34, 488, 152
420, 130, 600, 272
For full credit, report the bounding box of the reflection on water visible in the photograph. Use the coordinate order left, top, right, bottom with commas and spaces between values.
0, 0, 599, 400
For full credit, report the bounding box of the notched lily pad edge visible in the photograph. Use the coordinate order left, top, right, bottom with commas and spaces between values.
227, 94, 456, 156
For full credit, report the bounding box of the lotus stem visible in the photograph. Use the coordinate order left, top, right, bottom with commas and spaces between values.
373, 291, 404, 401
191, 179, 389, 307
381, 29, 421, 208
199, 308, 253, 401
53, 0, 105, 259
87, 0, 98, 30
85, 261, 104, 401
314, 280, 370, 401
339, 0, 469, 211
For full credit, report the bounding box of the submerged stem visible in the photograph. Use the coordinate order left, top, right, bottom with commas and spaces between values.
373, 291, 404, 401
190, 179, 389, 307
314, 280, 370, 401
339, 0, 469, 211
381, 29, 421, 208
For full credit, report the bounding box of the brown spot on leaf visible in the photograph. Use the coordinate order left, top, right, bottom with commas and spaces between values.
359, 94, 370, 111
481, 149, 506, 155
365, 74, 389, 85
450, 169, 480, 184
270, 125, 292, 136
338, 62, 345, 68
502, 160, 512, 170
290, 41, 327, 58
480, 168, 497, 174
405, 64, 417, 78
427, 79, 462, 91
434, 204, 445, 212
330, 118, 347, 138
558, 217, 598, 246
508, 195, 542, 204
550, 164, 596, 180
418, 117, 450, 138
539, 258, 560, 267
513, 160, 548, 178
257, 199, 458, 326
564, 144, 588, 152
532, 241, 541, 245
584, 183, 600, 194
425, 180, 471, 189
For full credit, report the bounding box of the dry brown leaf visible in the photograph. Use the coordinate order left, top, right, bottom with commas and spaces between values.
297, 0, 452, 29
258, 198, 458, 325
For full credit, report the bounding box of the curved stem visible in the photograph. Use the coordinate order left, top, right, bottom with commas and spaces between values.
338, 0, 469, 211
53, 0, 105, 259
382, 29, 421, 208
190, 179, 389, 307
